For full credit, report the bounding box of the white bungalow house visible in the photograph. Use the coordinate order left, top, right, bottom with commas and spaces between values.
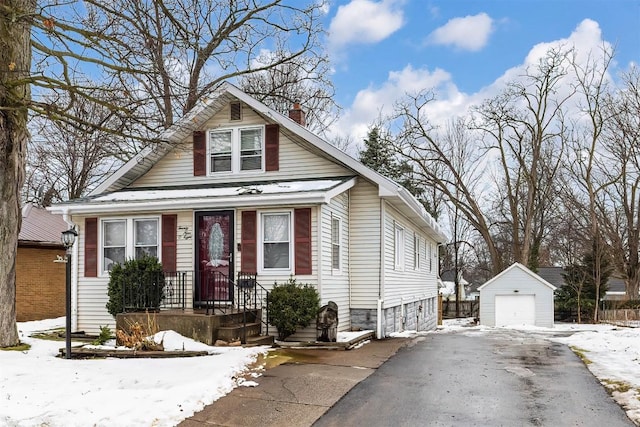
49, 82, 447, 340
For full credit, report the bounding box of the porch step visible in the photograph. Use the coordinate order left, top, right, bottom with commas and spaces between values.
217, 322, 262, 342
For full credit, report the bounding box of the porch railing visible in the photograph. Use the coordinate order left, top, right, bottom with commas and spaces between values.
119, 270, 269, 335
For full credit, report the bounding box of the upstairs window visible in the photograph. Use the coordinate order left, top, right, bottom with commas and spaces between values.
209, 126, 264, 174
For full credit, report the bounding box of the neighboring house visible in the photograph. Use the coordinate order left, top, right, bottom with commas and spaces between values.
438, 270, 469, 301
479, 263, 556, 328
49, 82, 447, 340
538, 266, 628, 301
17, 203, 68, 321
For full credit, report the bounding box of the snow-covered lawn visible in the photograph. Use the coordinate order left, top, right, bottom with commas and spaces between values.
2, 317, 640, 426
0, 318, 372, 427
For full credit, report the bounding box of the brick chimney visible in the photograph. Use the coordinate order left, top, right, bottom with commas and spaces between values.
288, 101, 306, 127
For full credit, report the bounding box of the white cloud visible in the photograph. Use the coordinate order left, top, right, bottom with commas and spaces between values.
331, 65, 468, 145
328, 0, 405, 50
426, 13, 494, 51
331, 18, 617, 146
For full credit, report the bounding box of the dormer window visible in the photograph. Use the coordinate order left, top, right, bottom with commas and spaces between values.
208, 125, 264, 174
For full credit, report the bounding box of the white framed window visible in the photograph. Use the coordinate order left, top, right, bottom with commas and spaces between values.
394, 223, 405, 270
331, 216, 341, 270
208, 125, 264, 174
260, 212, 292, 272
413, 233, 420, 270
101, 217, 159, 273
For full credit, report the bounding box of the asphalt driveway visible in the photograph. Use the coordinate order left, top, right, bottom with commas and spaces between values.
314, 328, 634, 427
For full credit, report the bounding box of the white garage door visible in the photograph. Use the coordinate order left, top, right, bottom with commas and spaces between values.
494, 295, 535, 326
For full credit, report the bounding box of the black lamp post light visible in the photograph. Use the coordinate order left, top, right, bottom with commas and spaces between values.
61, 228, 77, 359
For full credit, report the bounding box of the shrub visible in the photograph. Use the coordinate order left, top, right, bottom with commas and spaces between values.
267, 276, 320, 341
106, 256, 165, 317
91, 325, 113, 345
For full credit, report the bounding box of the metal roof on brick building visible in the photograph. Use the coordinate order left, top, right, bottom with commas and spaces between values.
19, 204, 67, 247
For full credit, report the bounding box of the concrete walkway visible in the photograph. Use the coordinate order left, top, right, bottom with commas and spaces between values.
178, 338, 410, 427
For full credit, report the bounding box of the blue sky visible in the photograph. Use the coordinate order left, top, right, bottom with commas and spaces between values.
321, 0, 640, 141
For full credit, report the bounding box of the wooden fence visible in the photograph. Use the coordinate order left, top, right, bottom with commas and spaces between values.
441, 298, 479, 319
600, 309, 640, 327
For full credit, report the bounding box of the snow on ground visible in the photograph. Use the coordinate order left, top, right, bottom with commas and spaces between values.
1, 318, 270, 427
3, 317, 640, 426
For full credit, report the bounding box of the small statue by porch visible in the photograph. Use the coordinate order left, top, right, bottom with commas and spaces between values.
316, 301, 339, 342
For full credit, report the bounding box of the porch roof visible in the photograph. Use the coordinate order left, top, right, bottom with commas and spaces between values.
48, 177, 357, 215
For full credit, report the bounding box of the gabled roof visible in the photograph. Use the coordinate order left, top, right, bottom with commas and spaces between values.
478, 262, 557, 291
19, 203, 67, 247
55, 82, 447, 242
536, 266, 565, 288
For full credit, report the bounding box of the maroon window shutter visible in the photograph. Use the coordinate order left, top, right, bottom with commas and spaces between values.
265, 124, 279, 171
85, 217, 98, 277
193, 130, 206, 176
295, 208, 312, 275
241, 211, 257, 274
161, 214, 177, 272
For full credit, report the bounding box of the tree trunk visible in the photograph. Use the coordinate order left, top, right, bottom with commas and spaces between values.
0, 0, 35, 347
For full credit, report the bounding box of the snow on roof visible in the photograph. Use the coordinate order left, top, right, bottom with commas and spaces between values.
94, 178, 348, 202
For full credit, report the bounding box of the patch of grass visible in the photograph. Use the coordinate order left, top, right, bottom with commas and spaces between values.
0, 342, 31, 351
602, 379, 632, 394
570, 346, 592, 364
30, 328, 65, 341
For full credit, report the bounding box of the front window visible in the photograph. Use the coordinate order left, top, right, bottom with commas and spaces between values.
103, 220, 126, 271
134, 219, 158, 258
262, 213, 291, 270
209, 126, 264, 174
101, 217, 159, 273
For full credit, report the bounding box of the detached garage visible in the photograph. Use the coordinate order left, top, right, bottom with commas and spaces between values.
479, 263, 556, 328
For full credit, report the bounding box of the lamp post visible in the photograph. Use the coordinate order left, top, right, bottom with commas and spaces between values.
61, 228, 77, 359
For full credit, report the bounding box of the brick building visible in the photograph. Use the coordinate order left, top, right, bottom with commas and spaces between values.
16, 204, 67, 321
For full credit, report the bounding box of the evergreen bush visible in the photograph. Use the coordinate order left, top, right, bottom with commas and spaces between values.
267, 276, 320, 341
106, 256, 165, 317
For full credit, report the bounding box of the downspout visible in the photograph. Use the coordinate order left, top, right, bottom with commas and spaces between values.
377, 198, 386, 339
316, 204, 323, 300
62, 209, 79, 332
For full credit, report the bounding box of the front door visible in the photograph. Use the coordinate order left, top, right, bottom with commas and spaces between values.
195, 211, 234, 305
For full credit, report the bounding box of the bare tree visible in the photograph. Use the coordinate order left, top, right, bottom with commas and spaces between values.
598, 68, 640, 300
472, 47, 573, 270
24, 92, 130, 206
562, 47, 615, 320
0, 0, 328, 347
239, 50, 340, 134
80, 0, 328, 130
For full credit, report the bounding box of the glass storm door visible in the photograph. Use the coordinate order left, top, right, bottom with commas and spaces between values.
195, 211, 234, 304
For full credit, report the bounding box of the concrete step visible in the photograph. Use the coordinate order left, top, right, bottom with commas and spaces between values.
217, 322, 262, 342
245, 334, 274, 347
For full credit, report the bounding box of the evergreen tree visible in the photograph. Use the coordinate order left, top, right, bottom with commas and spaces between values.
359, 128, 434, 216
557, 246, 612, 322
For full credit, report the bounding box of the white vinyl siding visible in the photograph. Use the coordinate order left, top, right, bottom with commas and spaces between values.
349, 180, 382, 309
382, 203, 439, 309
131, 104, 349, 188
319, 193, 351, 335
